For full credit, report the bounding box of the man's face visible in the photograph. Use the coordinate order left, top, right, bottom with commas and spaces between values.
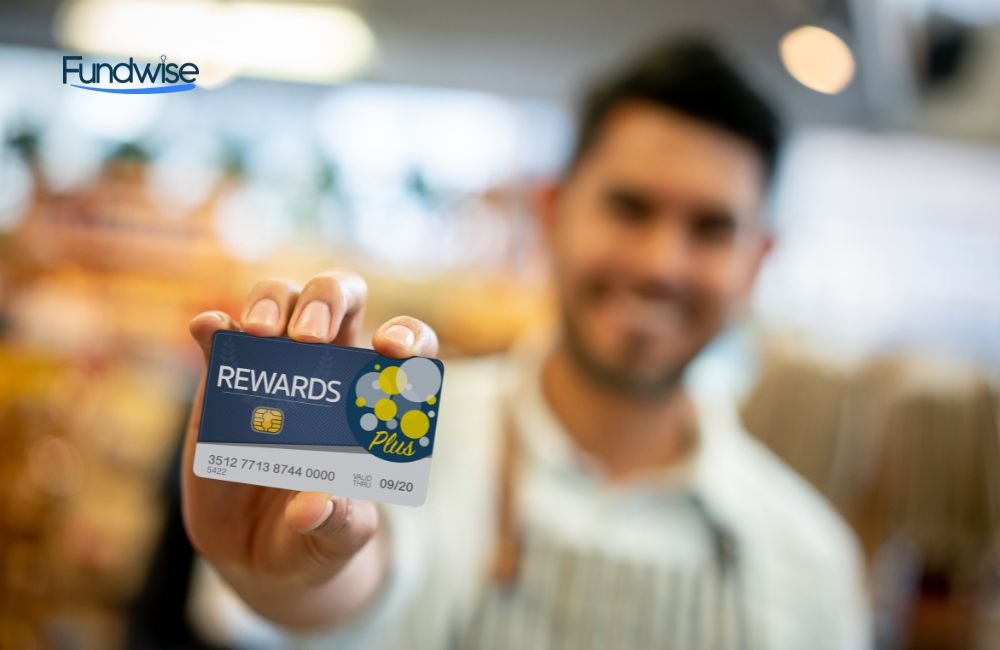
544, 101, 771, 397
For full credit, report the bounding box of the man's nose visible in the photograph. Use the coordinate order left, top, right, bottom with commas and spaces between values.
631, 217, 694, 285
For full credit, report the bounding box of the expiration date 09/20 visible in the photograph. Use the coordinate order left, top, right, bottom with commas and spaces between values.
205, 454, 335, 481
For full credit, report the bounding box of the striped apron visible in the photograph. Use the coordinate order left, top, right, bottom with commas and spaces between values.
456, 401, 751, 650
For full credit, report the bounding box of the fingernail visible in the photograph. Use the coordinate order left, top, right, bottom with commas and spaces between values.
384, 324, 415, 347
296, 301, 330, 339
246, 299, 279, 327
303, 498, 334, 532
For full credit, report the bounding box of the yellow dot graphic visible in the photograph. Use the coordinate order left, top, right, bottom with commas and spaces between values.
378, 366, 406, 395
426, 395, 436, 405
355, 397, 366, 407
400, 409, 429, 439
374, 398, 397, 421
374, 364, 381, 370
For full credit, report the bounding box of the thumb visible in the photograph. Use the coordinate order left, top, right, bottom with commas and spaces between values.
189, 310, 242, 364
285, 492, 379, 556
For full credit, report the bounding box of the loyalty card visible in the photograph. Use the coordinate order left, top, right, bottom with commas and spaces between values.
194, 331, 444, 506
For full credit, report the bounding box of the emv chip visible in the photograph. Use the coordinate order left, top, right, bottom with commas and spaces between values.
251, 406, 284, 434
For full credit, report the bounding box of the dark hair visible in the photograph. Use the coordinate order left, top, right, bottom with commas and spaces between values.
569, 37, 784, 182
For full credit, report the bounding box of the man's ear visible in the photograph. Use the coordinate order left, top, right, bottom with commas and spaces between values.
744, 228, 774, 293
533, 179, 563, 248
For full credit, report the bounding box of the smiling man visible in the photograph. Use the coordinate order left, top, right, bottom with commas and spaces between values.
183, 38, 871, 649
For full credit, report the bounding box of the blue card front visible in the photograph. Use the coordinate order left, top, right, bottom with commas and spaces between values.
194, 331, 444, 506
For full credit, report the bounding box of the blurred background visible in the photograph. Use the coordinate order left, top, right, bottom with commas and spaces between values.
0, 0, 998, 649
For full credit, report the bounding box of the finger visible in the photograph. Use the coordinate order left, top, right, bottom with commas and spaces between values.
285, 492, 379, 554
372, 315, 439, 359
189, 311, 241, 364
240, 279, 302, 337
287, 271, 367, 345
285, 491, 336, 532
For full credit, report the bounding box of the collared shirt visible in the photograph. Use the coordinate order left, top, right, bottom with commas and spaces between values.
271, 343, 869, 649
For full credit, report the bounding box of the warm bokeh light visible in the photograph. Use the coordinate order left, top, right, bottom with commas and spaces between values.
779, 25, 856, 95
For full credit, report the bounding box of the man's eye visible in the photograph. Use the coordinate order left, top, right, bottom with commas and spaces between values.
606, 189, 653, 223
691, 213, 737, 242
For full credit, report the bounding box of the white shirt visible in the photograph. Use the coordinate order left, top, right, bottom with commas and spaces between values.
215, 343, 871, 649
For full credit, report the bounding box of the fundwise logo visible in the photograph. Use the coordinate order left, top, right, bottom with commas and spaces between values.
63, 54, 199, 94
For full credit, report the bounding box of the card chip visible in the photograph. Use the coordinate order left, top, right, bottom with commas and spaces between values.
251, 406, 284, 434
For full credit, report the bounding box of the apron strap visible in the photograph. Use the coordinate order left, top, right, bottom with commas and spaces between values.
491, 398, 521, 586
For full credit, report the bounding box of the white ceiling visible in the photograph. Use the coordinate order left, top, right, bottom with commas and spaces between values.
358, 0, 868, 123
2, 0, 997, 139
0, 0, 867, 124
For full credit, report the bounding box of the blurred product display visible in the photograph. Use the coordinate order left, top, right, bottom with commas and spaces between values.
0, 346, 188, 649
742, 343, 1000, 649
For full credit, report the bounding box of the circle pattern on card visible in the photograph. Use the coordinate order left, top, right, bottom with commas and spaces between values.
347, 357, 442, 462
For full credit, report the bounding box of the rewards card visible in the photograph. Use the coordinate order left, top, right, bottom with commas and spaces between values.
194, 331, 444, 506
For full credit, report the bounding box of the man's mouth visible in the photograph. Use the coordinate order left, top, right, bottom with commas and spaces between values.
595, 289, 687, 338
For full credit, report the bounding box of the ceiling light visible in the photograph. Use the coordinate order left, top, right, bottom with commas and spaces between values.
780, 25, 856, 95
55, 0, 375, 86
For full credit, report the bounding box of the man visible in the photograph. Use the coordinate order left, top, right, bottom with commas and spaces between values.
183, 39, 870, 649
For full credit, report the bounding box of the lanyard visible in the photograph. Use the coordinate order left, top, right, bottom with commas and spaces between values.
487, 396, 752, 649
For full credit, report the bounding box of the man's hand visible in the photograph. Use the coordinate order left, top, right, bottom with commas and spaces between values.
181, 271, 438, 630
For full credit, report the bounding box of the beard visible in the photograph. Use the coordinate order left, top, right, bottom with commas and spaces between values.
561, 301, 690, 400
